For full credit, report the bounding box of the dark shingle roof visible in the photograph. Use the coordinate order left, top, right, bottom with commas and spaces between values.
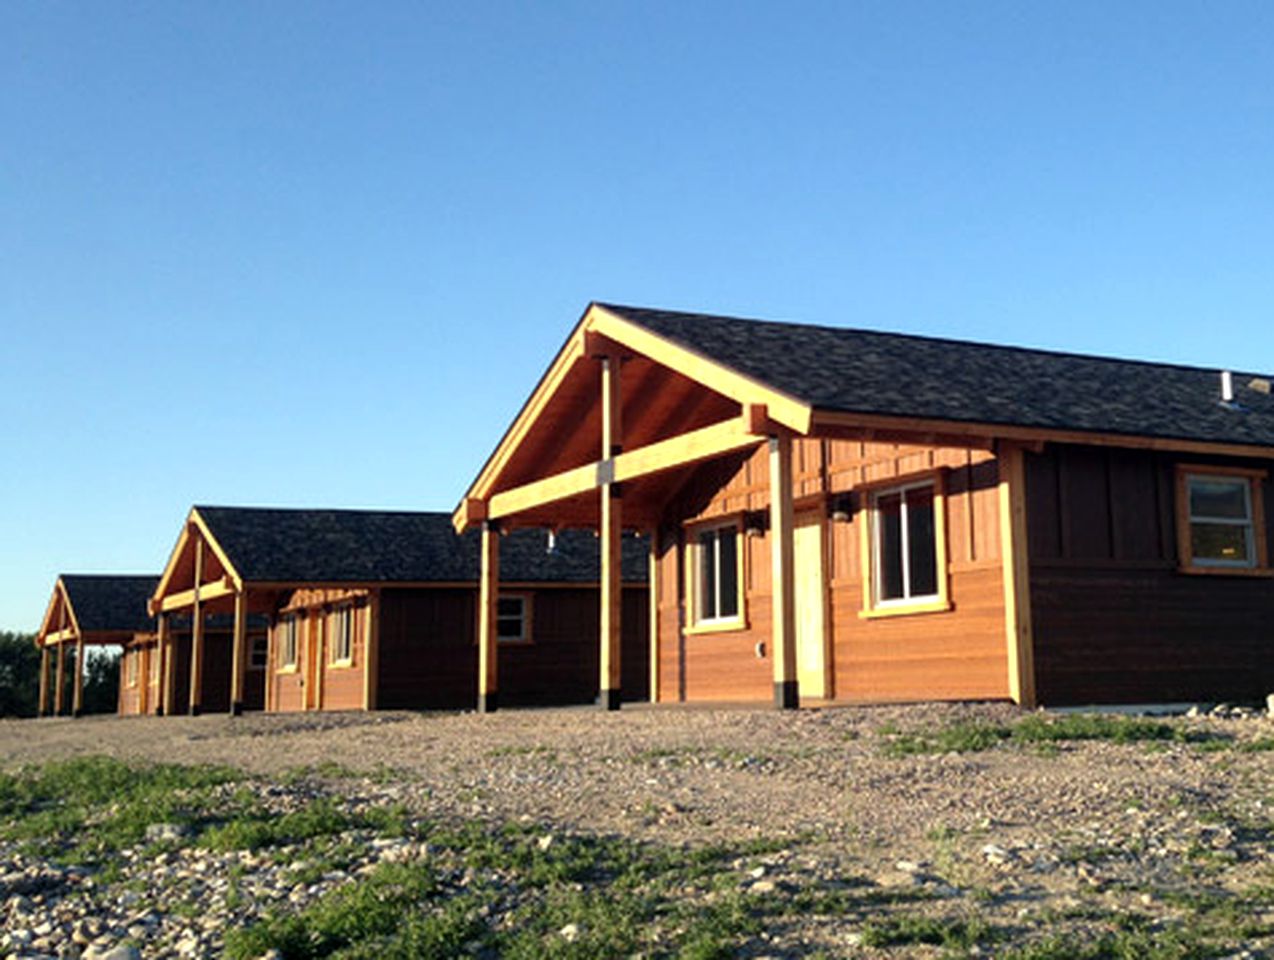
602, 304, 1274, 449
61, 575, 158, 634
194, 508, 648, 585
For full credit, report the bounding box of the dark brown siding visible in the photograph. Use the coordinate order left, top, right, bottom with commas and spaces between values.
377, 586, 649, 710
1028, 444, 1274, 704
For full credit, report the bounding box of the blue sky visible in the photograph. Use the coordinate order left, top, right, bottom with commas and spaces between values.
3, 1, 1274, 629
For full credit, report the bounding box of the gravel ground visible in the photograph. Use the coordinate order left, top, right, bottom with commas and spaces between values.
1, 701, 1272, 958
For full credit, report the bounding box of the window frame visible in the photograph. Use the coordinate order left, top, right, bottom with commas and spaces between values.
496, 593, 534, 645
859, 471, 951, 619
277, 614, 300, 672
1174, 464, 1271, 576
248, 633, 269, 671
685, 517, 747, 634
328, 605, 355, 667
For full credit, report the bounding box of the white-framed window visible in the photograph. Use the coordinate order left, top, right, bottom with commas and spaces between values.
279, 614, 299, 669
866, 478, 947, 606
1179, 468, 1267, 570
249, 634, 268, 670
328, 606, 354, 665
692, 520, 742, 626
497, 595, 531, 643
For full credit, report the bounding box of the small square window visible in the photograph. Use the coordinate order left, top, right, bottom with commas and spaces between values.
497, 595, 530, 643
1179, 468, 1268, 571
860, 473, 950, 618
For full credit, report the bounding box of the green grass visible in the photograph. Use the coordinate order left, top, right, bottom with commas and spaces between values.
879, 713, 1229, 757
860, 912, 994, 951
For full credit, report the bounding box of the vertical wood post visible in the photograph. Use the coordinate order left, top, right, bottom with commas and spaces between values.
72, 635, 85, 717
157, 613, 172, 716
998, 442, 1037, 707
363, 592, 380, 711
230, 588, 247, 715
189, 537, 205, 715
38, 647, 51, 717
55, 640, 67, 716
138, 645, 148, 716
477, 520, 500, 713
648, 529, 659, 704
599, 356, 623, 710
769, 434, 799, 709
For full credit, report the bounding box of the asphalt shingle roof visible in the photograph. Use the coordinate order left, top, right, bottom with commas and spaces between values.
602, 304, 1274, 449
60, 575, 158, 634
194, 508, 648, 585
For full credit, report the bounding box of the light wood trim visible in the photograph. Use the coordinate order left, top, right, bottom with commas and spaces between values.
189, 539, 204, 714
150, 523, 192, 615
478, 521, 499, 710
998, 443, 1036, 707
157, 575, 236, 612
1174, 463, 1271, 573
589, 305, 813, 433
769, 435, 798, 706
648, 529, 659, 704
41, 628, 77, 646
190, 508, 244, 590
37, 647, 50, 716
54, 640, 66, 716
36, 579, 62, 646
363, 592, 380, 710
684, 516, 748, 633
858, 470, 952, 617
812, 409, 1274, 462
230, 589, 247, 711
157, 613, 172, 715
600, 357, 623, 703
72, 635, 85, 716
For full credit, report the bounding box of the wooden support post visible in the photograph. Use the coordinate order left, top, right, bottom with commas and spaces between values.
157, 613, 172, 716
477, 521, 500, 713
599, 356, 623, 711
998, 443, 1038, 707
72, 635, 85, 717
38, 647, 51, 717
189, 538, 204, 716
230, 588, 247, 715
648, 529, 659, 704
363, 592, 380, 711
769, 434, 799, 709
54, 640, 66, 716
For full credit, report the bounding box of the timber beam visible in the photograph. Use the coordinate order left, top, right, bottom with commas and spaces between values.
476, 406, 770, 528
155, 575, 237, 613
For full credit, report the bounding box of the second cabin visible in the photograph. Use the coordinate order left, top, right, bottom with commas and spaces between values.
148, 506, 649, 714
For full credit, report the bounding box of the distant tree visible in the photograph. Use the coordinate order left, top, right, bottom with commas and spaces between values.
82, 649, 121, 714
0, 631, 40, 717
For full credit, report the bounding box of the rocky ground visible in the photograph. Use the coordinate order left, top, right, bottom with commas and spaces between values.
1, 701, 1272, 958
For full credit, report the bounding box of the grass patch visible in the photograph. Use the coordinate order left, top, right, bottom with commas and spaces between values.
860, 912, 994, 950
880, 713, 1229, 757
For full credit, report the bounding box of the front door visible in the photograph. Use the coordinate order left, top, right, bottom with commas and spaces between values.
794, 511, 829, 699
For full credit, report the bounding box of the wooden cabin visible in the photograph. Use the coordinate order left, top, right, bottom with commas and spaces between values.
34, 575, 158, 716
148, 506, 649, 714
454, 302, 1274, 709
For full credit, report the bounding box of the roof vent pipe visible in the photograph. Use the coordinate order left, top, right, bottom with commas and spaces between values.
1221, 370, 1234, 404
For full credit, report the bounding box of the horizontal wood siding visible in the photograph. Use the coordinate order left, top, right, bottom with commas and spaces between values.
320, 615, 366, 711
1028, 444, 1274, 704
377, 588, 476, 710
118, 648, 143, 715
658, 439, 1010, 703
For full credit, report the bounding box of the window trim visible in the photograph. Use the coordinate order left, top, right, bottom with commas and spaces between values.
496, 592, 534, 645
277, 614, 300, 673
859, 471, 951, 619
328, 605, 355, 667
685, 517, 747, 635
1174, 464, 1272, 577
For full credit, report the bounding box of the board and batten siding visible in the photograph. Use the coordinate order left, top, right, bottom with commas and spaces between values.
657, 438, 1012, 704
1027, 444, 1274, 705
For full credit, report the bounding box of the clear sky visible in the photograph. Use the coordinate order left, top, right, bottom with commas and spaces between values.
4, 1, 1274, 630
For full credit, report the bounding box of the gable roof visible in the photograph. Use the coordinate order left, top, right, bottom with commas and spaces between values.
600, 303, 1274, 450
60, 575, 158, 634
194, 507, 647, 584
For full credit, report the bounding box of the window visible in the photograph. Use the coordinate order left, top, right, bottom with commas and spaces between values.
497, 595, 531, 643
328, 606, 354, 665
1177, 466, 1269, 572
249, 634, 268, 670
279, 615, 299, 669
862, 476, 950, 617
691, 521, 743, 629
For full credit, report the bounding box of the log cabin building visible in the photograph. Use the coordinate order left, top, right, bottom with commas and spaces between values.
454, 302, 1274, 710
34, 574, 158, 716
148, 506, 649, 715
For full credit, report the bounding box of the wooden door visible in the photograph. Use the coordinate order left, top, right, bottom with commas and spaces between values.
794, 511, 829, 699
